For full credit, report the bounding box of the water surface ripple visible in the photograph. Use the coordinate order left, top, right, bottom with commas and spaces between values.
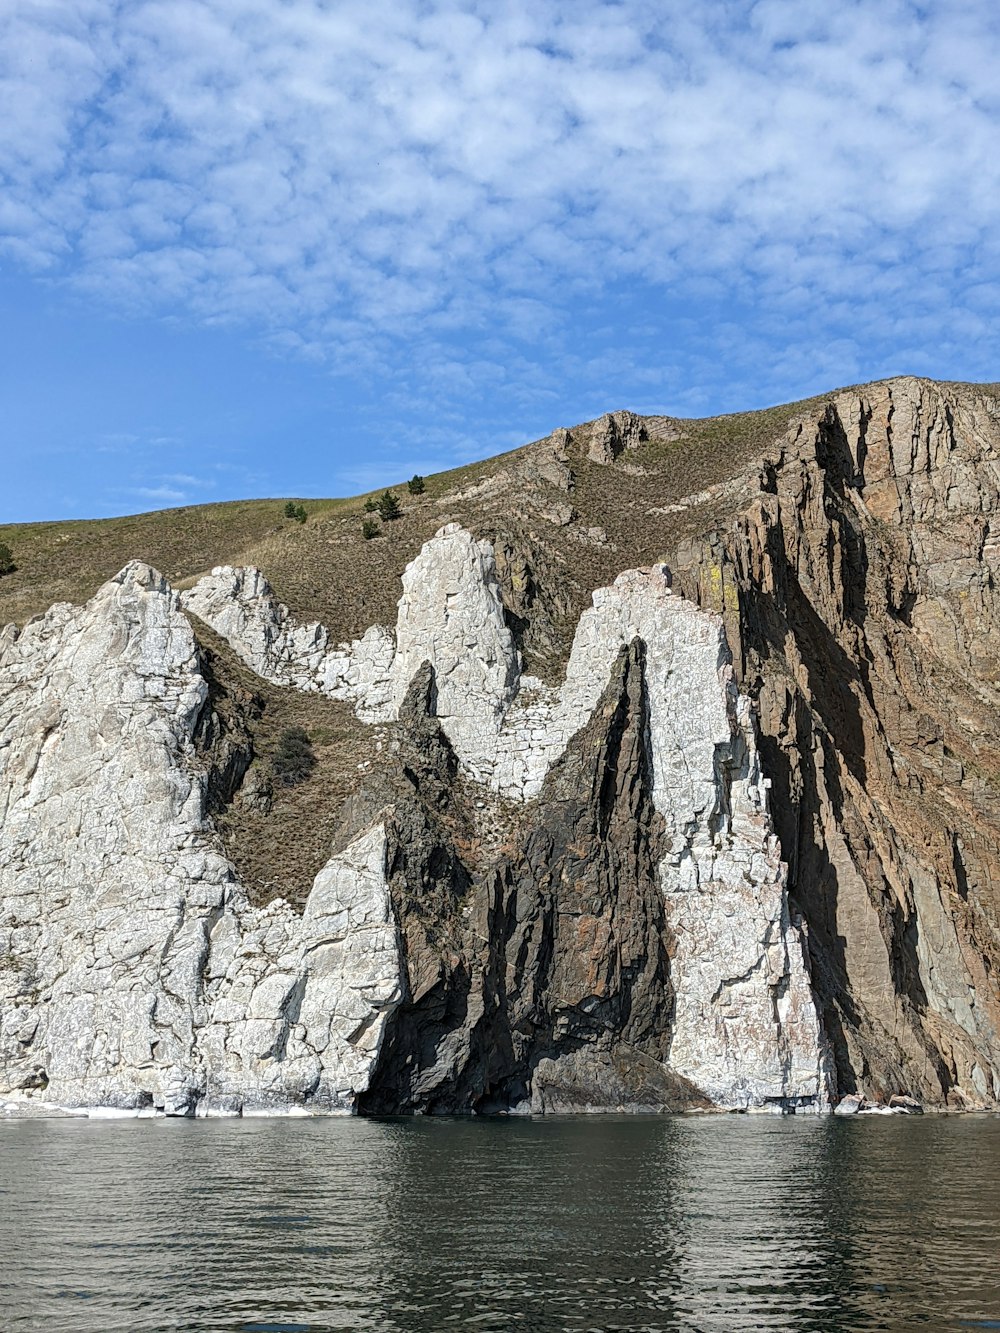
1, 1115, 998, 1331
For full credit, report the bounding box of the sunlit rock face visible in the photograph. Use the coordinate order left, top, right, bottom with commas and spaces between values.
180, 565, 394, 722
198, 824, 401, 1115
1, 531, 834, 1115
386, 523, 520, 782
561, 571, 831, 1111
0, 565, 401, 1116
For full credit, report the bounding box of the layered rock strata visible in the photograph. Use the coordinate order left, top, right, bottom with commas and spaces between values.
670, 378, 1000, 1108
1, 532, 829, 1114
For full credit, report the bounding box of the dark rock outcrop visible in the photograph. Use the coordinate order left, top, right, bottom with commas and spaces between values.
352, 649, 707, 1114
671, 379, 1000, 1107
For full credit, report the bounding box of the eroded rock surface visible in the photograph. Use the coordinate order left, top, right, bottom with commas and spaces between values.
181, 565, 394, 721
357, 628, 828, 1115
586, 409, 648, 464
0, 565, 401, 1115
671, 377, 1000, 1108
1, 537, 828, 1115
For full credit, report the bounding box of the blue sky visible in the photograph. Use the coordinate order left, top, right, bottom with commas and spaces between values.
3, 0, 999, 522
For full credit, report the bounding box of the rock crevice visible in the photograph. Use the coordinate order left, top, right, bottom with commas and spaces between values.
7, 378, 999, 1117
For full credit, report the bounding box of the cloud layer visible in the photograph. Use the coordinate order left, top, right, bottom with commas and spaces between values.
3, 0, 1000, 498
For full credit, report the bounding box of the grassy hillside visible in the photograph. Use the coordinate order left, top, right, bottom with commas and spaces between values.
0, 395, 816, 633
3, 376, 993, 647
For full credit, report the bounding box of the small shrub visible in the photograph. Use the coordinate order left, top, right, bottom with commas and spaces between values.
271, 726, 316, 786
407, 474, 425, 495
362, 518, 380, 540
0, 543, 14, 576
377, 490, 401, 521
363, 497, 379, 513
283, 501, 307, 523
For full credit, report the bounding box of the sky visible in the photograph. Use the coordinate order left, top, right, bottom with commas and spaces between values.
2, 0, 1000, 522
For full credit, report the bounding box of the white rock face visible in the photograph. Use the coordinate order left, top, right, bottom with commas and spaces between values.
490, 567, 744, 803
0, 565, 401, 1116
198, 825, 402, 1114
388, 523, 520, 779
662, 768, 832, 1111
512, 566, 830, 1109
181, 566, 394, 721
2, 529, 830, 1115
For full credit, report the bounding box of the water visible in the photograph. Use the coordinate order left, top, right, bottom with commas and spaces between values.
1, 1114, 998, 1332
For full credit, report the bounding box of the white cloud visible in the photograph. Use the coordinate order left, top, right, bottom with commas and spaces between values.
131, 485, 186, 502
2, 0, 999, 402
161, 472, 214, 488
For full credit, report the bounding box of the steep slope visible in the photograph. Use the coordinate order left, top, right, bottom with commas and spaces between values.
2, 376, 1000, 1113
667, 380, 1000, 1106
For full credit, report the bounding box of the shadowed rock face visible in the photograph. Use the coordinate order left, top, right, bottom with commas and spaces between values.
670, 379, 1000, 1107
3, 376, 1000, 1116
355, 646, 707, 1115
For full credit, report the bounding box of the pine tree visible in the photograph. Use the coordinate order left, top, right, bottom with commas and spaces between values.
377, 490, 401, 521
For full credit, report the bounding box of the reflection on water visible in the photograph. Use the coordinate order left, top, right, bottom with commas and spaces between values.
1, 1114, 998, 1332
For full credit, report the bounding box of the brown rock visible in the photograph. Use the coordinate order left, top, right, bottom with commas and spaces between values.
669, 378, 1000, 1109
587, 410, 648, 464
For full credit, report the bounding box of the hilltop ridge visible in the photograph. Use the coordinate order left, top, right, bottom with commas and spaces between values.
0, 377, 959, 654
3, 374, 1000, 1114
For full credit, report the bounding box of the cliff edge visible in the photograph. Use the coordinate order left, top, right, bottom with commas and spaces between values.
1, 375, 998, 1113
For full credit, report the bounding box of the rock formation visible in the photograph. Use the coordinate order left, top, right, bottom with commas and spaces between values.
3, 375, 1000, 1117
670, 378, 1000, 1108
0, 566, 401, 1115
586, 409, 648, 464
181, 565, 395, 721
0, 531, 831, 1115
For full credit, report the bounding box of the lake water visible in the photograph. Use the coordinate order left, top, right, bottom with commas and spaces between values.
0, 1113, 998, 1332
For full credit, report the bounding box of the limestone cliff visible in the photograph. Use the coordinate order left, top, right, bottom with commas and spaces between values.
0, 566, 401, 1115
0, 532, 830, 1115
2, 374, 1000, 1116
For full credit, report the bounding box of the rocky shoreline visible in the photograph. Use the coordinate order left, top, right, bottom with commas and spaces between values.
0, 1091, 952, 1119
3, 380, 1000, 1117
1, 536, 829, 1117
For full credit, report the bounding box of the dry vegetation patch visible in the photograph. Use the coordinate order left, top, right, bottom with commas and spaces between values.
191, 618, 374, 910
